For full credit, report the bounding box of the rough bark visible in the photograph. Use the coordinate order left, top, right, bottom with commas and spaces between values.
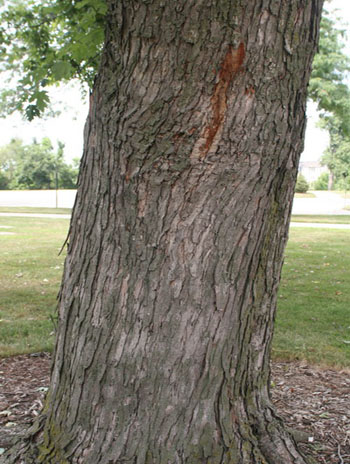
2, 0, 323, 463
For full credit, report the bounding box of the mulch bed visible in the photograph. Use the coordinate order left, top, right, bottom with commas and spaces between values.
0, 354, 349, 463
0, 353, 50, 450
272, 362, 350, 464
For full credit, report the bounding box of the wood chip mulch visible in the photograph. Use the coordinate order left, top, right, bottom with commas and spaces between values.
0, 354, 349, 463
271, 361, 350, 464
0, 353, 50, 449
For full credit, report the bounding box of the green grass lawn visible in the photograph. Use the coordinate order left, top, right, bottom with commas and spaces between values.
334, 190, 350, 199
274, 227, 350, 368
0, 217, 69, 356
293, 192, 316, 198
0, 216, 349, 369
291, 214, 350, 224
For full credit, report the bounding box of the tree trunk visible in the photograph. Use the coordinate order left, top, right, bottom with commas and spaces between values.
3, 1, 323, 463
327, 170, 334, 190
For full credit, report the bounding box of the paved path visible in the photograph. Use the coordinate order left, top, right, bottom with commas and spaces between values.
292, 190, 350, 215
290, 222, 350, 229
1, 213, 349, 229
1, 190, 349, 215
0, 189, 76, 208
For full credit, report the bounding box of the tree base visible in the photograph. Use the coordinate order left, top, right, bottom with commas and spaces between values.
1, 411, 313, 464
0, 416, 46, 464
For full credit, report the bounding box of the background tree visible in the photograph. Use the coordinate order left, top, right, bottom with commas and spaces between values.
2, 0, 323, 463
308, 3, 350, 190
309, 4, 350, 128
318, 114, 350, 190
0, 137, 78, 189
52, 141, 80, 190
0, 172, 8, 189
295, 175, 310, 194
12, 137, 56, 189
0, 137, 24, 187
313, 171, 330, 190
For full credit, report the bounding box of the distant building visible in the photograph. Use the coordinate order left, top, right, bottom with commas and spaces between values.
299, 161, 329, 183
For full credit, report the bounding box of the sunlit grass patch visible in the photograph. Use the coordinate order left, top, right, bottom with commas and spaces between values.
0, 217, 69, 357
291, 214, 350, 224
0, 216, 349, 369
0, 206, 71, 215
293, 192, 316, 198
273, 227, 350, 368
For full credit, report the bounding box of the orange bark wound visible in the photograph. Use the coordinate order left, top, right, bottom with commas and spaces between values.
200, 42, 245, 157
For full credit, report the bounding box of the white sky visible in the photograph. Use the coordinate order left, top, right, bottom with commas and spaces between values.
0, 0, 349, 164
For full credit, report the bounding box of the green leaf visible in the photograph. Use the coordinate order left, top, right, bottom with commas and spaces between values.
25, 104, 41, 121
0, 0, 106, 118
51, 61, 73, 81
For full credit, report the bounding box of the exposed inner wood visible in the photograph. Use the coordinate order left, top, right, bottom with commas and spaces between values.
200, 42, 245, 157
